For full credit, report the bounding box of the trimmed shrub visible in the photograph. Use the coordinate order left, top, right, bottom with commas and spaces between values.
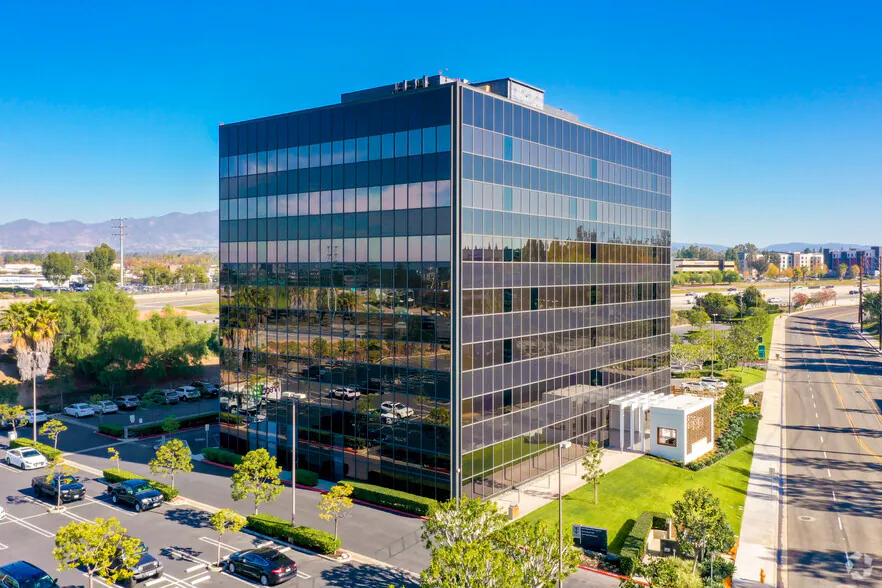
246, 514, 340, 555
131, 412, 218, 437
345, 480, 438, 516
10, 438, 61, 460
103, 468, 180, 501
619, 510, 668, 574
736, 405, 762, 419
99, 423, 125, 437
220, 412, 244, 425
296, 469, 319, 487
200, 448, 318, 487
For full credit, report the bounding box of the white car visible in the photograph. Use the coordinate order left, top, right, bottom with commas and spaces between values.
5, 447, 48, 469
175, 386, 201, 401
89, 400, 119, 414
380, 401, 414, 419
768, 297, 783, 304
330, 387, 361, 400
63, 403, 95, 418
24, 409, 48, 424
700, 377, 728, 389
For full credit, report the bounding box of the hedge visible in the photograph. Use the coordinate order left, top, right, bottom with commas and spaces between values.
201, 448, 319, 487
103, 468, 180, 501
246, 514, 340, 555
99, 424, 125, 437
345, 480, 438, 516
619, 510, 668, 575
130, 412, 218, 437
10, 438, 62, 460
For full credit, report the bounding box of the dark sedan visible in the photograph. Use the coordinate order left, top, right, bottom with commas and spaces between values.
225, 547, 297, 586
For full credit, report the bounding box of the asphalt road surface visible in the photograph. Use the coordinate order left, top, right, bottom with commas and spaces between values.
671, 284, 869, 311
782, 307, 882, 586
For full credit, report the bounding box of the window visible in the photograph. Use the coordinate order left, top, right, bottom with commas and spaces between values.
657, 427, 677, 447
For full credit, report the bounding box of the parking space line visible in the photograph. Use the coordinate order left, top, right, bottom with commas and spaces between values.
185, 564, 206, 573
297, 571, 311, 579
166, 548, 213, 567
0, 461, 23, 473
255, 540, 274, 548
5, 513, 55, 538
190, 576, 210, 584
145, 579, 165, 587
198, 536, 239, 552
85, 496, 136, 516
0, 542, 8, 550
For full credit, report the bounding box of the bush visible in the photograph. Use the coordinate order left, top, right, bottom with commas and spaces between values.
736, 405, 762, 419
246, 514, 340, 555
296, 469, 319, 487
220, 412, 244, 425
102, 468, 180, 501
200, 448, 318, 487
131, 412, 218, 437
10, 438, 61, 460
99, 424, 125, 437
619, 511, 668, 573
345, 480, 438, 516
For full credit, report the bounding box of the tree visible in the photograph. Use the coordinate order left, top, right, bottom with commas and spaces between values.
422, 497, 508, 550
813, 263, 828, 278
420, 540, 525, 588
707, 269, 722, 285
162, 416, 181, 436
230, 448, 283, 514
0, 404, 27, 437
496, 520, 581, 588
45, 456, 79, 510
580, 440, 604, 505
317, 482, 354, 543
149, 438, 193, 489
53, 517, 143, 588
175, 264, 209, 284
640, 556, 702, 588
141, 263, 174, 286
85, 243, 117, 283
721, 270, 740, 283
850, 264, 862, 279
781, 267, 794, 279
40, 419, 68, 450
139, 389, 166, 423
765, 263, 780, 279
208, 509, 247, 565
739, 286, 763, 310
671, 488, 735, 572
838, 263, 848, 280
107, 447, 121, 470
792, 293, 809, 308
687, 309, 709, 329
42, 252, 76, 289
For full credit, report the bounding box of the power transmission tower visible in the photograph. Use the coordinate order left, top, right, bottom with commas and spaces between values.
112, 218, 127, 289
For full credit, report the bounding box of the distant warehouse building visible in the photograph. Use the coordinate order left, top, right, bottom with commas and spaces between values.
671, 259, 736, 274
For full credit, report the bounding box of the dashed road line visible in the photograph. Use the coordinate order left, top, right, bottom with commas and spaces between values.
832, 491, 837, 502
827, 469, 832, 478
838, 516, 843, 530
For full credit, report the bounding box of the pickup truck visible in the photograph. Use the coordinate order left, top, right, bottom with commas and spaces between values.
32, 474, 86, 503
111, 538, 163, 585
106, 479, 164, 512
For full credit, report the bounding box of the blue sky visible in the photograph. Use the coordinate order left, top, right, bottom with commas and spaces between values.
1, 1, 880, 246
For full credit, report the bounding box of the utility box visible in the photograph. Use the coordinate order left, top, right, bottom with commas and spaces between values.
508, 504, 520, 520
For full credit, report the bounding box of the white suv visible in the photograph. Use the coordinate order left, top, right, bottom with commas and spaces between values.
380, 401, 414, 423
175, 386, 201, 401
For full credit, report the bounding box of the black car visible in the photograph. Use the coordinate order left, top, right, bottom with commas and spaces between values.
0, 561, 57, 588
110, 539, 163, 586
225, 548, 297, 586
32, 473, 86, 503
106, 480, 164, 512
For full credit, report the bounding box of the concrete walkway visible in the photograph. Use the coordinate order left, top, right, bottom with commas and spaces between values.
492, 446, 646, 520
733, 314, 787, 587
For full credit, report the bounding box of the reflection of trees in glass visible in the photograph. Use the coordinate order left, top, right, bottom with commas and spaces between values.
310, 337, 331, 358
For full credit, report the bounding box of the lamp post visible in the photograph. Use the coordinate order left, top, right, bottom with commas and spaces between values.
711, 313, 719, 377
289, 393, 306, 527
557, 440, 572, 588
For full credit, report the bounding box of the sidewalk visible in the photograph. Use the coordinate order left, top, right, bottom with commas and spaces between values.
733, 314, 787, 587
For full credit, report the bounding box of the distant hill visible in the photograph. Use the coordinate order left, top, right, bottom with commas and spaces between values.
763, 242, 869, 252
672, 242, 729, 253
0, 211, 218, 253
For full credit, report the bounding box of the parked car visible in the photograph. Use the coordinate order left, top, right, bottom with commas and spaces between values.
90, 400, 119, 414
850, 289, 860, 295
0, 562, 57, 588
175, 386, 201, 401
32, 473, 86, 503
681, 382, 704, 392
727, 287, 738, 292
5, 447, 48, 469
115, 395, 141, 410
193, 381, 220, 397
700, 376, 728, 389
23, 409, 48, 424
380, 401, 414, 418
63, 403, 95, 418
330, 387, 361, 400
162, 390, 180, 405
225, 547, 297, 586
793, 286, 805, 291
767, 297, 783, 304
105, 479, 164, 512
110, 538, 163, 585
823, 284, 835, 289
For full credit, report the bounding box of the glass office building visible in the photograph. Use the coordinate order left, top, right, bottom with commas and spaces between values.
217, 75, 671, 502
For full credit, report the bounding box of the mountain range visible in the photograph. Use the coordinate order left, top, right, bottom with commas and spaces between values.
673, 241, 869, 253
0, 211, 218, 252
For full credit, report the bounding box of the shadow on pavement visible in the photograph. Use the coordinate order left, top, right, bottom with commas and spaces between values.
319, 562, 419, 588
164, 505, 211, 528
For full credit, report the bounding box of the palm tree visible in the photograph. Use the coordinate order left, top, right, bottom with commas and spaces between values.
0, 299, 60, 442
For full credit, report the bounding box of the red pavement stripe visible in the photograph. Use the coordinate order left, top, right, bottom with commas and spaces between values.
578, 564, 649, 585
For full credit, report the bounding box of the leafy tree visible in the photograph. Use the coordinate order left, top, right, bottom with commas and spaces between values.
792, 293, 809, 308
231, 448, 284, 514
737, 286, 764, 310
496, 520, 581, 588
208, 509, 247, 565
175, 264, 209, 284
0, 404, 27, 437
85, 243, 117, 284
139, 389, 166, 423
781, 267, 794, 279
838, 263, 848, 280
813, 263, 828, 279
310, 337, 331, 358
672, 488, 735, 572
317, 482, 354, 542
141, 263, 175, 286
40, 418, 68, 450
42, 252, 76, 289
721, 270, 740, 283
422, 497, 508, 550
580, 440, 604, 505
45, 456, 79, 510
420, 540, 524, 588
707, 269, 722, 285
765, 263, 780, 279
162, 416, 181, 436
694, 293, 730, 318
149, 438, 193, 489
53, 517, 142, 588
687, 309, 709, 329
107, 447, 121, 470
640, 556, 702, 588
850, 264, 861, 279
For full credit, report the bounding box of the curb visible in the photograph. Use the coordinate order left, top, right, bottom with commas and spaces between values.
240, 527, 341, 564
199, 458, 429, 520
851, 324, 882, 356
93, 431, 120, 440
578, 564, 649, 585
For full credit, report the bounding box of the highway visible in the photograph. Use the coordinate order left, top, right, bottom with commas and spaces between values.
671, 283, 869, 311
782, 306, 882, 586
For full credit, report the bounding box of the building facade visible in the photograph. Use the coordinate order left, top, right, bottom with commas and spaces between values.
824, 247, 880, 275
217, 76, 672, 501
792, 251, 825, 272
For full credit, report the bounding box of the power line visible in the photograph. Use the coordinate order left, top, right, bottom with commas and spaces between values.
112, 218, 127, 289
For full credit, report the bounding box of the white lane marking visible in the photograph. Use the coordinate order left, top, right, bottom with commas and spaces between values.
816, 413, 819, 419
85, 496, 136, 516
166, 548, 213, 567
0, 461, 23, 473
838, 516, 843, 530
814, 402, 817, 408
5, 513, 55, 538
190, 576, 210, 585
277, 547, 291, 553
824, 452, 828, 458
827, 469, 832, 478
198, 536, 239, 552
297, 571, 311, 579
0, 542, 7, 550
256, 540, 274, 548
820, 436, 824, 443
832, 491, 837, 502
145, 579, 165, 587
186, 564, 206, 573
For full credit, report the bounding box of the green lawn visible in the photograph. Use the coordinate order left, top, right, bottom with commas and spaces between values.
181, 302, 220, 314
721, 366, 766, 388
463, 436, 552, 480
524, 419, 758, 554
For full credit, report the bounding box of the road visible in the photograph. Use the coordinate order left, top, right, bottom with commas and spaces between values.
671, 284, 868, 311
782, 306, 882, 586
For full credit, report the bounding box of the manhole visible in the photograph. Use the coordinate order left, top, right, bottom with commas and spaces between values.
798, 515, 816, 522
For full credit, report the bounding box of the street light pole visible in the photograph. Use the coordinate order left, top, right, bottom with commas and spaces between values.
289, 393, 306, 527
557, 440, 572, 588
711, 313, 719, 377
